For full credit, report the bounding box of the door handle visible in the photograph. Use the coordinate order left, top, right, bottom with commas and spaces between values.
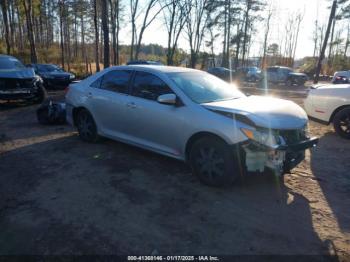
126, 102, 137, 109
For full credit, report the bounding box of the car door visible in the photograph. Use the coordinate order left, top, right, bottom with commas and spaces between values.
124, 71, 186, 157
86, 69, 134, 138
267, 67, 278, 82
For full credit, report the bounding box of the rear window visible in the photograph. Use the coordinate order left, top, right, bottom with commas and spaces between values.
100, 70, 132, 94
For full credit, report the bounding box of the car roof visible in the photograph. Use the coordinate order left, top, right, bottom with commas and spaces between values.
0, 54, 17, 59
109, 65, 200, 74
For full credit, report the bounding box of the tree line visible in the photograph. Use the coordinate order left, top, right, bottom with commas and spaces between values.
0, 0, 267, 72
1, 0, 350, 80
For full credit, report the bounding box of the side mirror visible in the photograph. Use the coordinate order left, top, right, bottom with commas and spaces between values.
157, 93, 177, 105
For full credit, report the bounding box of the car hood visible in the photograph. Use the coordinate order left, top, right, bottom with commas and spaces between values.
202, 95, 308, 129
42, 72, 71, 77
0, 68, 35, 79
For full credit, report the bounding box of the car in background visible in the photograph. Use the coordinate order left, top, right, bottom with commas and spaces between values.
236, 66, 262, 82
332, 70, 350, 84
262, 66, 308, 86
127, 60, 163, 66
66, 65, 318, 187
28, 63, 75, 89
0, 55, 46, 103
305, 83, 350, 139
207, 67, 237, 82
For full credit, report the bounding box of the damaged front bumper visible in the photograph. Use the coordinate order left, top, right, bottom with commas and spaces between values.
241, 137, 319, 174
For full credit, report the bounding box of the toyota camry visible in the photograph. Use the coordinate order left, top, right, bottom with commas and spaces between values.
65, 66, 318, 187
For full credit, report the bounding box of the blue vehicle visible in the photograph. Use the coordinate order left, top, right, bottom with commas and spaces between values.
0, 55, 46, 103
263, 66, 308, 86
28, 63, 75, 89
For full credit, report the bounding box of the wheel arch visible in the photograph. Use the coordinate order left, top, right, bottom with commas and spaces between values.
329, 104, 350, 123
185, 131, 231, 162
72, 106, 90, 126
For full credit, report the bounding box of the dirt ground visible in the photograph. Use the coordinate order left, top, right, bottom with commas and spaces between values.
0, 85, 349, 259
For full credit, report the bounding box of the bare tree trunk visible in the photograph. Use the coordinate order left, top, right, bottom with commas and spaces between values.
241, 1, 250, 66
110, 0, 117, 65
221, 0, 227, 67
292, 13, 303, 66
314, 0, 337, 84
261, 7, 272, 69
0, 0, 11, 54
101, 0, 110, 68
93, 0, 100, 72
59, 0, 65, 69
226, 0, 231, 68
130, 0, 139, 60
23, 0, 37, 63
80, 11, 88, 74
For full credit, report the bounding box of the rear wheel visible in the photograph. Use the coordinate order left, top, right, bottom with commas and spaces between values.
76, 109, 99, 142
189, 136, 241, 187
333, 107, 350, 139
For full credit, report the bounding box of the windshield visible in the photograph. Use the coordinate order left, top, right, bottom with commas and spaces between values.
168, 72, 245, 104
0, 57, 25, 70
37, 64, 63, 72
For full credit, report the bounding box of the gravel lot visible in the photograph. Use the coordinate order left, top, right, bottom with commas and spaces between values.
0, 85, 349, 258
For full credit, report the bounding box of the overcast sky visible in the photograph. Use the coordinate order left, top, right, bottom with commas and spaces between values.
119, 0, 334, 59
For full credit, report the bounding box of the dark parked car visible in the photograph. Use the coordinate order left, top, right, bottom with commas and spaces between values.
29, 63, 75, 89
262, 66, 308, 86
207, 67, 237, 82
0, 55, 46, 103
236, 66, 262, 82
127, 60, 163, 65
332, 71, 350, 84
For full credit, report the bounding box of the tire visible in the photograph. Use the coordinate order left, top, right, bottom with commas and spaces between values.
189, 136, 241, 187
76, 109, 99, 142
333, 107, 350, 139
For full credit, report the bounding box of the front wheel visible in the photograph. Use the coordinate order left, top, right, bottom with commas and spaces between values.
76, 109, 99, 142
333, 108, 350, 139
189, 136, 241, 187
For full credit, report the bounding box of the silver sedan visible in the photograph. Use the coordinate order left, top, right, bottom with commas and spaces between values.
65, 65, 318, 187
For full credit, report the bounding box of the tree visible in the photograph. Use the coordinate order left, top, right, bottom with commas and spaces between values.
93, 0, 100, 72
261, 3, 273, 68
134, 0, 165, 59
241, 0, 264, 66
22, 0, 38, 63
109, 0, 121, 65
314, 0, 337, 84
0, 0, 11, 54
162, 0, 186, 65
58, 0, 65, 68
184, 0, 210, 68
101, 0, 110, 68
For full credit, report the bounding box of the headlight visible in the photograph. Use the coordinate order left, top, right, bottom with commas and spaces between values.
69, 74, 75, 80
241, 127, 279, 148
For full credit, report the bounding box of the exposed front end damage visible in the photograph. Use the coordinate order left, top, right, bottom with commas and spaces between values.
240, 128, 318, 175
